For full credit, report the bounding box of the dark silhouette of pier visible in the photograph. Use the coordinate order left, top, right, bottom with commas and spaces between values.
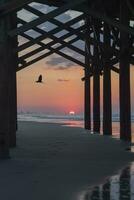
0, 0, 134, 158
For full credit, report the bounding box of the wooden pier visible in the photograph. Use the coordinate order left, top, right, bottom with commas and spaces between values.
0, 0, 134, 157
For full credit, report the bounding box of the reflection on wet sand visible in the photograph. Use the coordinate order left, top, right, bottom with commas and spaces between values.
82, 163, 134, 200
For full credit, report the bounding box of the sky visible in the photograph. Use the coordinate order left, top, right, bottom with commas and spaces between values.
17, 60, 84, 115
17, 2, 134, 116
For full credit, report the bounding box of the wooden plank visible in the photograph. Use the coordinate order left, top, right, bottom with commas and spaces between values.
21, 5, 86, 55
17, 50, 52, 71
81, 6, 134, 36
111, 66, 119, 73
17, 25, 120, 73
119, 1, 131, 141
24, 4, 85, 39
0, 0, 33, 12
18, 48, 85, 71
80, 63, 119, 82
19, 34, 79, 61
21, 22, 85, 56
18, 31, 85, 69
17, 20, 120, 71
0, 0, 49, 17
18, 27, 85, 66
8, 0, 87, 37
87, 35, 119, 59
16, 14, 85, 53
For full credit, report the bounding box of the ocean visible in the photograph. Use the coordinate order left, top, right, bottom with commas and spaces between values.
18, 112, 134, 142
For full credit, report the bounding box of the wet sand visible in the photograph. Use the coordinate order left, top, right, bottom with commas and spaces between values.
0, 121, 134, 200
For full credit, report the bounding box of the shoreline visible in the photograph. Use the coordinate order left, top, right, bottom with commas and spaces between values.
1, 121, 134, 200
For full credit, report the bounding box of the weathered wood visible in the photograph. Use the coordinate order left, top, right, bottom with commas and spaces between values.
8, 0, 87, 37
19, 35, 79, 61
103, 24, 112, 135
84, 17, 91, 130
18, 36, 83, 70
0, 0, 34, 16
0, 7, 11, 158
30, 26, 85, 56
17, 12, 86, 56
93, 20, 100, 133
119, 1, 131, 141
18, 30, 85, 69
81, 6, 134, 36
9, 13, 18, 147
16, 15, 85, 53
16, 10, 120, 72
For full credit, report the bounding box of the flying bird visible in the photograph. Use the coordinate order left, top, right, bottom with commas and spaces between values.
36, 75, 43, 83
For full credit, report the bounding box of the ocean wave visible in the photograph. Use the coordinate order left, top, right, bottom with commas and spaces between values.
17, 112, 134, 122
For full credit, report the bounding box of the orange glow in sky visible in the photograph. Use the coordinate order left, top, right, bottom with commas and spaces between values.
17, 58, 134, 115
17, 58, 84, 114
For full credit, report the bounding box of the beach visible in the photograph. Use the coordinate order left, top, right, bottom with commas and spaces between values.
0, 121, 134, 200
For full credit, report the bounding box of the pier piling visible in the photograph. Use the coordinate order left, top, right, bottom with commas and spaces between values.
119, 1, 131, 141
103, 23, 112, 135
93, 20, 101, 133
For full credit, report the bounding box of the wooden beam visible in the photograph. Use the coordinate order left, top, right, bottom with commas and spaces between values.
21, 6, 86, 56
81, 6, 134, 36
103, 23, 112, 135
19, 34, 79, 59
0, 4, 11, 158
88, 36, 119, 58
119, 1, 131, 141
17, 15, 120, 71
24, 5, 85, 40
20, 21, 85, 57
17, 27, 86, 71
16, 16, 86, 69
16, 14, 85, 53
84, 17, 91, 130
92, 20, 100, 133
18, 31, 120, 73
9, 13, 18, 148
0, 0, 34, 14
18, 31, 85, 67
17, 50, 52, 71
19, 33, 79, 61
111, 66, 119, 73
8, 0, 87, 37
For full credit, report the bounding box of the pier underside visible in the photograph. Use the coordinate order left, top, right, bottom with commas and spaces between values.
0, 0, 134, 157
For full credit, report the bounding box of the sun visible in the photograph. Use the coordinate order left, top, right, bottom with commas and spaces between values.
69, 111, 75, 115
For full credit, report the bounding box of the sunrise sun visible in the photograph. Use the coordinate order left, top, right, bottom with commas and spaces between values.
69, 111, 75, 115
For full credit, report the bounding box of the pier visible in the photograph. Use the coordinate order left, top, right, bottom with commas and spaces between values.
0, 0, 134, 157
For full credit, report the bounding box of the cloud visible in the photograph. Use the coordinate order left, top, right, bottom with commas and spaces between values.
45, 45, 85, 70
45, 55, 77, 70
57, 79, 70, 82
